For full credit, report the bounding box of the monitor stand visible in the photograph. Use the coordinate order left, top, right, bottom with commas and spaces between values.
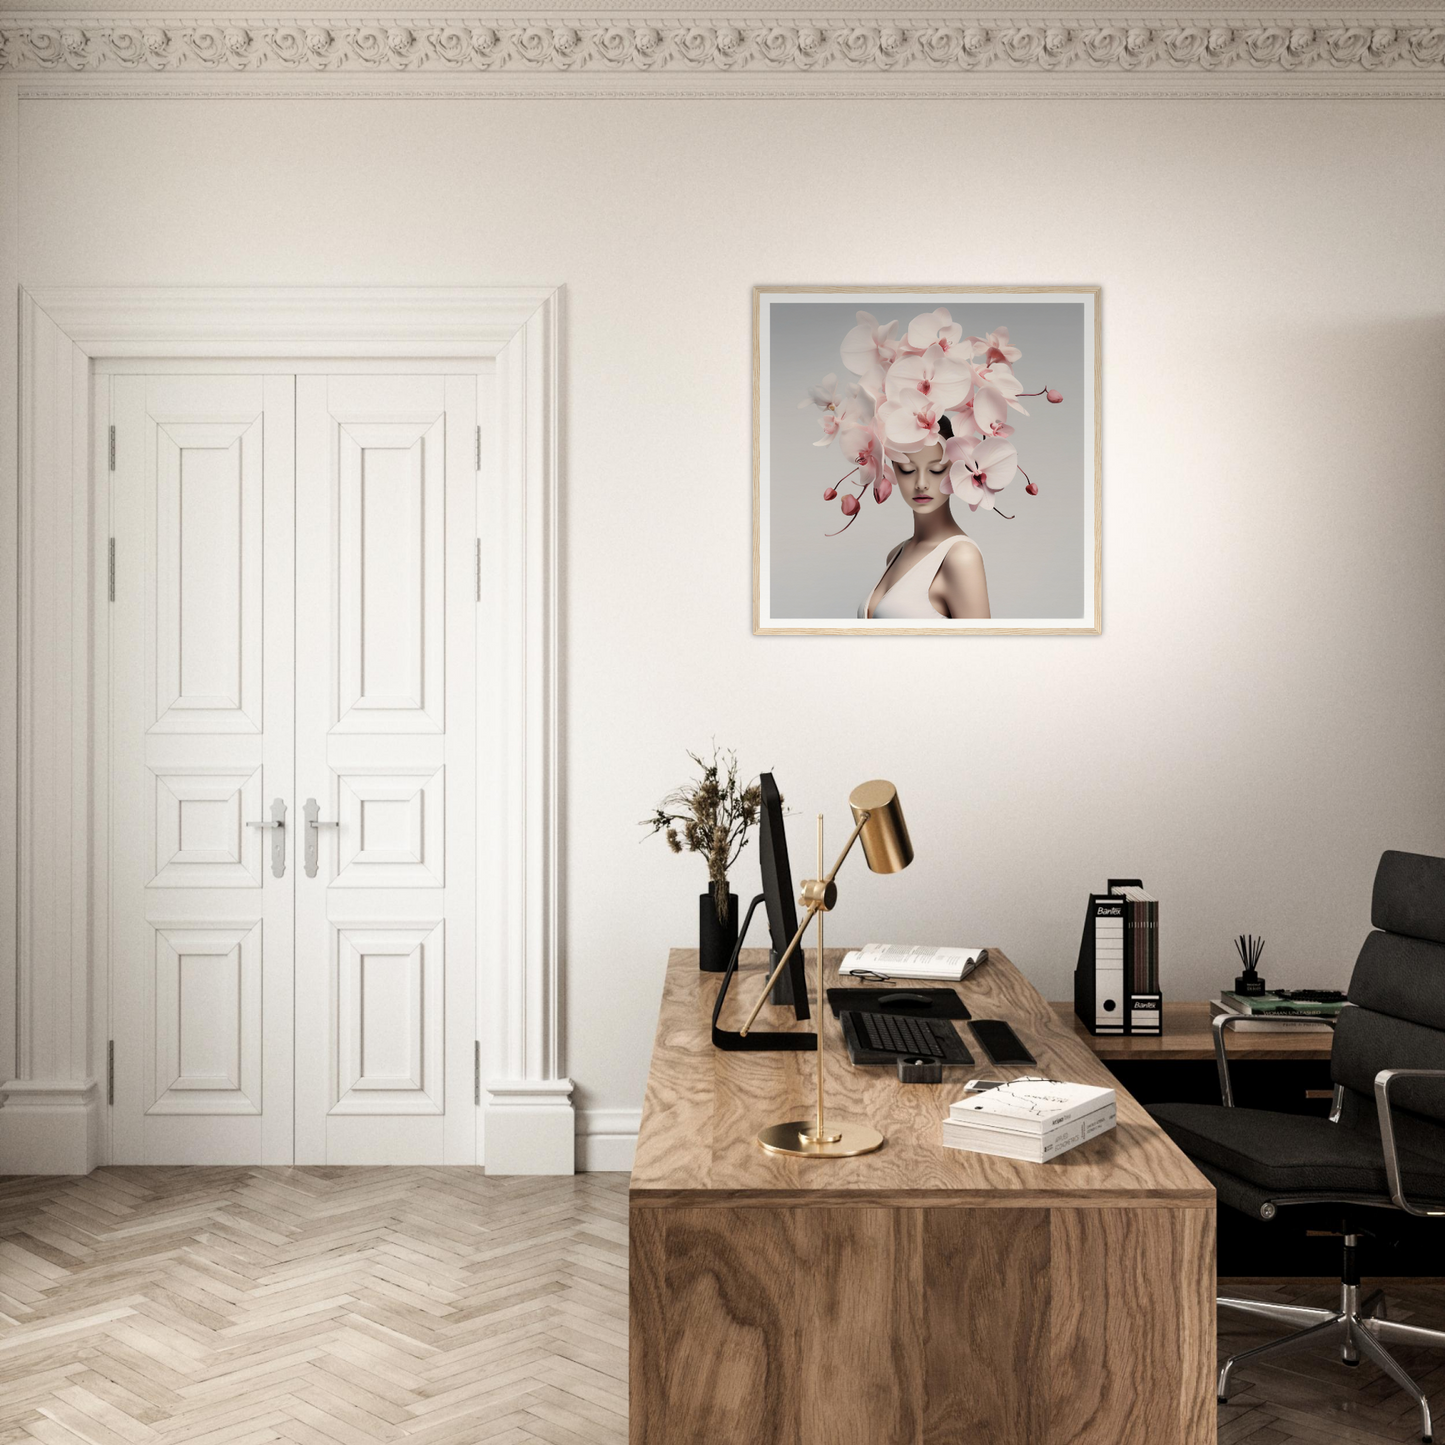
711, 894, 816, 1052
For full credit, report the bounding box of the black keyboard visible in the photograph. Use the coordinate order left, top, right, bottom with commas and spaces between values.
842, 1010, 974, 1065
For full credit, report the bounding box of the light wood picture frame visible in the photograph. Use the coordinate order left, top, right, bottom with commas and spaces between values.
753, 285, 1101, 635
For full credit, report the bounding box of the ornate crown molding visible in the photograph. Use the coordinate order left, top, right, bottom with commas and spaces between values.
2, 12, 1444, 89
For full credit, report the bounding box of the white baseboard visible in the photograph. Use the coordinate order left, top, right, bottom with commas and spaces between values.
0, 1078, 102, 1175
483, 1078, 575, 1175
576, 1108, 640, 1173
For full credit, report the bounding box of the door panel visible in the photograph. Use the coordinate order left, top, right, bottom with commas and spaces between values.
294, 375, 476, 1164
335, 421, 445, 732
110, 375, 295, 1164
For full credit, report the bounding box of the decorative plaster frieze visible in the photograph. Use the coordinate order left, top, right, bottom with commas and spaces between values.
1, 14, 1444, 79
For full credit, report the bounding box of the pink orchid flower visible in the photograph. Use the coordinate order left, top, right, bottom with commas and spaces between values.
840, 312, 900, 381
838, 383, 875, 426
950, 435, 1020, 511
878, 397, 947, 450
905, 307, 965, 354
800, 372, 840, 411
973, 361, 1030, 416
968, 327, 1022, 366
884, 344, 972, 413
974, 384, 1024, 437
839, 424, 886, 488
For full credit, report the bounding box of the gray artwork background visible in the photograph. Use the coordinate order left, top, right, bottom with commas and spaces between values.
767, 299, 1086, 620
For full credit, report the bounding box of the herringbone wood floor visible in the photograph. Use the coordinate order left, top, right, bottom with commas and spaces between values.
3, 1169, 1445, 1443
0, 1168, 628, 1445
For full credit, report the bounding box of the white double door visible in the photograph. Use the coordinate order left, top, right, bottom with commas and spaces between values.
109, 371, 477, 1165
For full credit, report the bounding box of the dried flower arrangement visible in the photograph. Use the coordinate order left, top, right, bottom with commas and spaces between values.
643, 747, 764, 922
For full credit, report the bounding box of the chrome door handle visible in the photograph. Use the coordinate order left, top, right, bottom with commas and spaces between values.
246, 797, 288, 878
303, 797, 339, 879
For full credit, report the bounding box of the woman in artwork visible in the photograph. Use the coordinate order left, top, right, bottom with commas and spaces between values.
858, 426, 989, 621
802, 307, 1062, 622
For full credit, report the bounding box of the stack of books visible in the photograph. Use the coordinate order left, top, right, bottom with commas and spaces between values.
1210, 990, 1345, 1033
941, 1079, 1117, 1163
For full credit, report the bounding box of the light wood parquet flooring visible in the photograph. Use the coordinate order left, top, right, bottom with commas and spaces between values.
2, 1168, 1444, 1443
0, 1168, 628, 1445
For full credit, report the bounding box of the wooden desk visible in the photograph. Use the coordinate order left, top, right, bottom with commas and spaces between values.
631, 949, 1215, 1445
1052, 1000, 1334, 1061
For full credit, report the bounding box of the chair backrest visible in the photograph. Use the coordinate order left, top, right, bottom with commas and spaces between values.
1332, 851, 1445, 1149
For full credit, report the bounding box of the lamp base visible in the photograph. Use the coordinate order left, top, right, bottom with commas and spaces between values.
756, 1119, 885, 1158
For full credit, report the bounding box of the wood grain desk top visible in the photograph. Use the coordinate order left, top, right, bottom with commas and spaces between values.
631, 947, 1213, 1209
1052, 1000, 1335, 1061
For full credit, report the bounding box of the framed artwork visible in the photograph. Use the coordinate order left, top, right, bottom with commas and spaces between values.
753, 286, 1100, 635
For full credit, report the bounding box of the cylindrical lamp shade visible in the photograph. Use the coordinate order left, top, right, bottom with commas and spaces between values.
848, 780, 913, 874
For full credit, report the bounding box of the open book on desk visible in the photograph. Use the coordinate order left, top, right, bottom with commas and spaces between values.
839, 943, 988, 983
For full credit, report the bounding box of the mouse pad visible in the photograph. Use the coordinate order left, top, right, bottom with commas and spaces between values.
826, 987, 970, 1021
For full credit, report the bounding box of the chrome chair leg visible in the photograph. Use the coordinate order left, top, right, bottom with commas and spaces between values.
1218, 1314, 1347, 1401
1341, 1283, 1361, 1365
1217, 1296, 1337, 1328
1350, 1319, 1433, 1442
1365, 1316, 1445, 1350
1217, 1286, 1444, 1442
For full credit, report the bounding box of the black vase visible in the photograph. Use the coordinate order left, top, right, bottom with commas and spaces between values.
699, 886, 739, 972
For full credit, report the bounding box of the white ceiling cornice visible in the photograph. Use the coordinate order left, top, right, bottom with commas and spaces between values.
2, 11, 1443, 94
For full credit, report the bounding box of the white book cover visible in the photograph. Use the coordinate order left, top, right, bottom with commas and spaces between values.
942, 1102, 1117, 1162
949, 1079, 1115, 1134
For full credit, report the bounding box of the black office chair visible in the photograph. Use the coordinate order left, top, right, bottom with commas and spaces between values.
1149, 849, 1445, 1443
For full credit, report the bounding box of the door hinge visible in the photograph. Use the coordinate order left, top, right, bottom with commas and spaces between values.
107, 1040, 115, 1105
108, 425, 116, 472
474, 1041, 481, 1106
108, 538, 116, 602
475, 424, 482, 472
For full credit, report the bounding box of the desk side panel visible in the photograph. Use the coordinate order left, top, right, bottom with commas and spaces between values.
1049, 1205, 1216, 1445
923, 1207, 1051, 1445
630, 1199, 1212, 1445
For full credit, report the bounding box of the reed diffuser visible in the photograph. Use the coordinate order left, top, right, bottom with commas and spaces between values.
1234, 934, 1267, 996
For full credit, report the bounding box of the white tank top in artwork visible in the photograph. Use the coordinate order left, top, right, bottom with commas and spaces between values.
859, 535, 972, 621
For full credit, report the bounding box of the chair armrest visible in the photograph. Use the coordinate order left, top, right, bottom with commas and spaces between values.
1374, 1068, 1445, 1217
1212, 1011, 1337, 1108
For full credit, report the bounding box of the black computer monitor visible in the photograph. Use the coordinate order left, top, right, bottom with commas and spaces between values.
758, 773, 810, 1019
710, 772, 815, 1052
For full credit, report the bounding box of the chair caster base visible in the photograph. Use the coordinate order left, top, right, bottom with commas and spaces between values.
1343, 1357, 1360, 1367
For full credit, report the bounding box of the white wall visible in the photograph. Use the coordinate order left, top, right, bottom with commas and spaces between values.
16, 95, 1445, 1148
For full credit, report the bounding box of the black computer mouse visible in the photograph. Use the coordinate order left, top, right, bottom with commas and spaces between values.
878, 992, 933, 1010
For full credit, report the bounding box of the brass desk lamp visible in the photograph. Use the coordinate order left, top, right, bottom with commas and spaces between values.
738, 780, 913, 1159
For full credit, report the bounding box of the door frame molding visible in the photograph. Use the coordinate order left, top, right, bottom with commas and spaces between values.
2, 286, 571, 1174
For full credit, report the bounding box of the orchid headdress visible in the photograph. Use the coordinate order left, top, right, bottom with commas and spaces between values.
802, 307, 1063, 533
